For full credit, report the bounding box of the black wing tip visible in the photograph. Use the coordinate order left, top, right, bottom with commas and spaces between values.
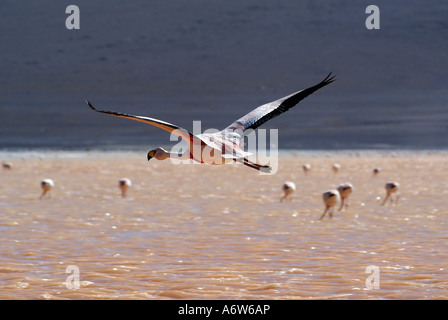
86, 100, 96, 111
322, 72, 336, 85
85, 100, 106, 114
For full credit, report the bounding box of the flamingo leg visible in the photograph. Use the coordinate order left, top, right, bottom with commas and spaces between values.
338, 198, 345, 211
381, 193, 390, 206
240, 158, 271, 172
319, 206, 330, 220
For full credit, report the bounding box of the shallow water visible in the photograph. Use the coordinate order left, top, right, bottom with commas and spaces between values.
1, 151, 447, 299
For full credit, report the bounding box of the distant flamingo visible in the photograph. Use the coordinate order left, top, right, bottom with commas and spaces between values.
280, 181, 296, 202
332, 163, 340, 173
40, 179, 54, 199
2, 162, 12, 170
302, 164, 311, 174
337, 183, 353, 211
381, 181, 399, 205
319, 189, 340, 220
119, 178, 132, 198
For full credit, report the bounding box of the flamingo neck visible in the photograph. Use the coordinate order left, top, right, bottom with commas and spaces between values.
155, 148, 191, 161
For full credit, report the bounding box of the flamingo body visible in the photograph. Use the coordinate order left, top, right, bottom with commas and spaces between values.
319, 189, 340, 219
280, 181, 296, 202
40, 179, 54, 199
119, 178, 132, 198
337, 183, 354, 211
382, 181, 399, 205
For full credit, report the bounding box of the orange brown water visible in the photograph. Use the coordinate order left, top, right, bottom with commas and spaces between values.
1, 151, 447, 299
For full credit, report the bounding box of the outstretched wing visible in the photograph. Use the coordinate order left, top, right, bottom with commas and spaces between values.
86, 100, 195, 143
225, 73, 335, 136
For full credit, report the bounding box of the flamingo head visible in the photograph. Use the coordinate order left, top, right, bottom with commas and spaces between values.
147, 149, 156, 161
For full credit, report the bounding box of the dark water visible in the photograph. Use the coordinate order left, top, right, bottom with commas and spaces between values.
1, 1, 447, 151
1, 92, 447, 151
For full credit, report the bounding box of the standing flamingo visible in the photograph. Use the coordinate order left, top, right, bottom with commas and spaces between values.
332, 163, 340, 173
2, 161, 12, 170
302, 164, 311, 174
381, 181, 399, 205
119, 178, 132, 198
337, 183, 353, 211
40, 179, 54, 199
280, 181, 296, 202
319, 189, 340, 220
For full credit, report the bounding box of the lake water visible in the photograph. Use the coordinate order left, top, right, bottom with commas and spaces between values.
1, 150, 447, 299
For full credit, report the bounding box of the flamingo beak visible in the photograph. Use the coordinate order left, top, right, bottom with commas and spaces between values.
147, 150, 155, 161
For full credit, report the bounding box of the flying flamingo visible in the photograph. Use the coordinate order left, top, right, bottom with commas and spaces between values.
319, 189, 341, 220
86, 73, 335, 172
280, 181, 296, 202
